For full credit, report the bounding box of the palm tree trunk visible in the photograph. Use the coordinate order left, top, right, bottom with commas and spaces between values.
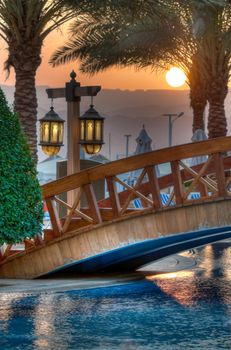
188, 57, 207, 134
207, 78, 228, 138
190, 84, 207, 133
10, 40, 42, 163
14, 68, 38, 160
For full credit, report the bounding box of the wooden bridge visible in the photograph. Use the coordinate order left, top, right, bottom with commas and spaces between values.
1, 136, 231, 278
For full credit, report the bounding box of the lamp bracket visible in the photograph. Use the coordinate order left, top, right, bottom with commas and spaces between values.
46, 86, 101, 102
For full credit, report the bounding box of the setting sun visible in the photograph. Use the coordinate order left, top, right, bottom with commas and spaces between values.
166, 67, 186, 87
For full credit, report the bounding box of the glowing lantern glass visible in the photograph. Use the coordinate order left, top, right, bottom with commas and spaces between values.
79, 104, 104, 154
39, 107, 65, 156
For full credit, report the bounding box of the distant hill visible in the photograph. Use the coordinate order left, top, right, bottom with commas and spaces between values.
2, 85, 231, 162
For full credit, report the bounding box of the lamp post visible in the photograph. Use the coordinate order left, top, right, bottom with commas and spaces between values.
124, 134, 132, 157
40, 71, 102, 205
41, 71, 102, 176
163, 112, 184, 147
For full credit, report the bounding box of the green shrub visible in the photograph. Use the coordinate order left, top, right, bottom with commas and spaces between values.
0, 88, 43, 244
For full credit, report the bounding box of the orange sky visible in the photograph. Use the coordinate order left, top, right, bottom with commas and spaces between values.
0, 26, 188, 91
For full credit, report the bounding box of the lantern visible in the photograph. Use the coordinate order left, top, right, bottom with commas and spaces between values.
79, 104, 104, 154
39, 107, 65, 156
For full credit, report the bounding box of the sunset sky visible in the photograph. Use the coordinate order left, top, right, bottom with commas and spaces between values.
0, 26, 188, 91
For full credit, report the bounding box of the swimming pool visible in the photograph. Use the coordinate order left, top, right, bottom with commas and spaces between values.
0, 242, 230, 349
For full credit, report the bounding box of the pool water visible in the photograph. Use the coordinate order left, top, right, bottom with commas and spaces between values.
0, 242, 231, 350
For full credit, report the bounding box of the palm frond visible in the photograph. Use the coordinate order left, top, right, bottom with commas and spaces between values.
0, 0, 74, 43
51, 0, 185, 71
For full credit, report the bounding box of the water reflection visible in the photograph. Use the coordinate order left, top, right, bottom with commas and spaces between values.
148, 242, 231, 307
147, 270, 197, 306
0, 294, 38, 349
0, 294, 16, 328
33, 294, 56, 349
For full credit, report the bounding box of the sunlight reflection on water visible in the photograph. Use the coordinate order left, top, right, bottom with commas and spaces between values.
0, 241, 230, 350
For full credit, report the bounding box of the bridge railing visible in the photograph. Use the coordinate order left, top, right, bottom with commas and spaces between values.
1, 136, 231, 260
1, 137, 231, 262
40, 136, 231, 239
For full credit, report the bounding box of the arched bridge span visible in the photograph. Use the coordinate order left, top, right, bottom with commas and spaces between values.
1, 136, 231, 278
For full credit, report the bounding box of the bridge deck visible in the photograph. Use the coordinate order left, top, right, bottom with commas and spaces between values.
1, 136, 231, 278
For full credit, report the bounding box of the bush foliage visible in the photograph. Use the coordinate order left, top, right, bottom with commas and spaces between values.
0, 88, 43, 244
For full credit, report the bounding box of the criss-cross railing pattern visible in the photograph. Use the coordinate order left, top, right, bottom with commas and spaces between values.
1, 136, 231, 261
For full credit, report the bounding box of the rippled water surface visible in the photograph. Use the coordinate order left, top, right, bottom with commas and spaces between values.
0, 242, 231, 350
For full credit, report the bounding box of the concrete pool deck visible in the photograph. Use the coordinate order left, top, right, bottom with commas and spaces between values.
0, 252, 196, 294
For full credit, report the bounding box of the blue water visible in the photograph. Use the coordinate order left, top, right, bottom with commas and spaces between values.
0, 242, 231, 350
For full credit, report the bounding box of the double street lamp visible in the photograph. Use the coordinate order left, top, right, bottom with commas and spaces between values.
39, 71, 104, 166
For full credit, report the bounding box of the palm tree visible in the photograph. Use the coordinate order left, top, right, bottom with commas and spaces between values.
51, 0, 231, 138
0, 0, 73, 160
51, 0, 208, 133
193, 1, 231, 138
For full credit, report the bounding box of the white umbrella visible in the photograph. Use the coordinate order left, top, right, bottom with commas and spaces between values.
190, 129, 208, 166
134, 125, 160, 177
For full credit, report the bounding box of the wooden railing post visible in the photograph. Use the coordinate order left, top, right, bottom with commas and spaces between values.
62, 188, 83, 233
214, 152, 227, 197
146, 166, 162, 210
0, 249, 3, 261
3, 245, 12, 259
197, 182, 208, 197
106, 176, 121, 217
83, 184, 102, 224
46, 198, 63, 237
34, 234, 44, 246
171, 160, 184, 205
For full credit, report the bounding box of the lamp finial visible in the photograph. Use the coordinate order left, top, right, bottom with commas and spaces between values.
70, 70, 77, 81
